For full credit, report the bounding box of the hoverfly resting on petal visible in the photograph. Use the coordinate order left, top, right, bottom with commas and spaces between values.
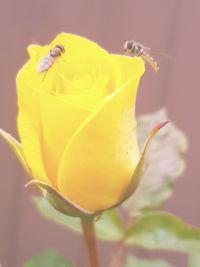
37, 44, 65, 72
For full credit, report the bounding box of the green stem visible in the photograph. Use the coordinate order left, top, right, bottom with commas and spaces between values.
81, 217, 100, 267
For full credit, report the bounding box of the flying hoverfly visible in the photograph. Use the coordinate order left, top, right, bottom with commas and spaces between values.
123, 40, 159, 72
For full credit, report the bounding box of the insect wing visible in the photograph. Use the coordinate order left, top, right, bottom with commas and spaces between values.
149, 48, 171, 58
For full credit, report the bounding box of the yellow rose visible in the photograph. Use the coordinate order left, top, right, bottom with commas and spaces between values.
1, 33, 146, 213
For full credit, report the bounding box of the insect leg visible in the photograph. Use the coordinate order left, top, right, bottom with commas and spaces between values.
43, 71, 47, 81
55, 58, 67, 72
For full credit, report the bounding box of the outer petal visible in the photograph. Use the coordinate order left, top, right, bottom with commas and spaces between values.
38, 92, 90, 186
17, 71, 90, 186
58, 59, 145, 211
17, 68, 49, 183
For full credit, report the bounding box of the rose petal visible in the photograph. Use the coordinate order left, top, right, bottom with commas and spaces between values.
17, 78, 49, 183
38, 91, 90, 186
52, 32, 122, 92
58, 60, 145, 211
111, 55, 144, 83
17, 82, 90, 187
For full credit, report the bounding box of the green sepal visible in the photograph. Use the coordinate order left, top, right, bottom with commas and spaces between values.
113, 121, 168, 208
26, 180, 97, 218
123, 109, 187, 217
0, 128, 30, 175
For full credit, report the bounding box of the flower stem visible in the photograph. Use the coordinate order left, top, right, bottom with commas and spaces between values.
81, 217, 100, 267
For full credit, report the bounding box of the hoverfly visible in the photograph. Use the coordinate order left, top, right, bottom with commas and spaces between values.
123, 40, 159, 72
37, 44, 65, 73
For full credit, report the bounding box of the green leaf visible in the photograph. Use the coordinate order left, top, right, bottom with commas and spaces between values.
123, 109, 188, 217
23, 249, 73, 267
27, 180, 95, 217
125, 255, 173, 267
33, 197, 81, 233
188, 253, 200, 267
125, 212, 200, 253
33, 196, 124, 241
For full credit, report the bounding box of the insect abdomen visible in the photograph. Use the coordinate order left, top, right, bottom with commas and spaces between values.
37, 54, 55, 72
141, 52, 159, 72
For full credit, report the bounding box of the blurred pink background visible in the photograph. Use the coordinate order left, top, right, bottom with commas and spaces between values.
0, 0, 199, 266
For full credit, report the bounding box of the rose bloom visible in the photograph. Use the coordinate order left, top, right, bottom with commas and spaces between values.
3, 33, 145, 212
